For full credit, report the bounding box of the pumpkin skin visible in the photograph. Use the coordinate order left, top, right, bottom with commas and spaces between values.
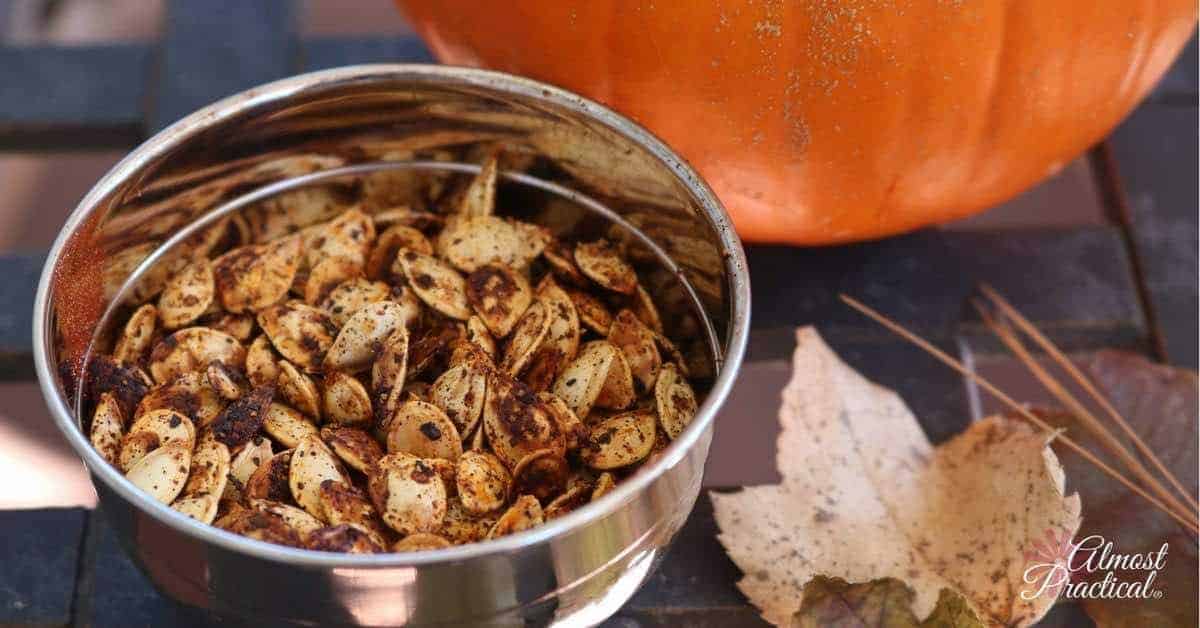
398, 1, 1196, 244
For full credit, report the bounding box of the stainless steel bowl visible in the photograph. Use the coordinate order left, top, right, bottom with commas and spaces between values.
33, 65, 749, 627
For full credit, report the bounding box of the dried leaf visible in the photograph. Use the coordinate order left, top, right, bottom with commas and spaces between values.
711, 328, 1081, 627
1040, 351, 1198, 628
793, 576, 983, 628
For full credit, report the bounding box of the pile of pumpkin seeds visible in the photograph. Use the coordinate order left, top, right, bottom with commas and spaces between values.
85, 156, 700, 553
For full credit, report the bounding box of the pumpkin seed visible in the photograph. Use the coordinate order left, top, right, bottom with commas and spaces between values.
148, 326, 245, 384
136, 371, 223, 427
429, 363, 486, 439
591, 472, 616, 500
246, 183, 346, 243
250, 499, 325, 535
263, 403, 320, 449
455, 450, 510, 515
324, 300, 409, 373
306, 524, 383, 553
608, 309, 660, 394
537, 392, 587, 452
302, 207, 376, 268
465, 264, 533, 338
245, 335, 281, 387
317, 480, 390, 544
87, 355, 152, 416
574, 240, 637, 294
370, 205, 443, 231
209, 385, 274, 448
182, 437, 230, 500
172, 494, 219, 524
551, 341, 618, 419
655, 363, 698, 440
118, 431, 159, 473
594, 342, 635, 410
277, 360, 321, 418
320, 278, 392, 326
486, 495, 543, 539
498, 301, 550, 377
483, 372, 565, 468
386, 400, 463, 462
458, 153, 498, 217
112, 303, 158, 364
158, 259, 215, 329
320, 426, 383, 474
368, 453, 448, 536
129, 408, 196, 453
397, 249, 471, 320
440, 498, 494, 545
290, 434, 348, 519
524, 278, 581, 391
229, 436, 273, 489
257, 301, 338, 372
371, 328, 409, 419
393, 532, 451, 552
511, 449, 568, 502
541, 238, 588, 286
304, 256, 362, 305
90, 392, 125, 465
565, 287, 613, 335
126, 444, 191, 504
630, 285, 664, 334
219, 509, 303, 548
213, 235, 302, 313
366, 224, 433, 280
544, 483, 591, 520
244, 449, 293, 503
465, 315, 496, 358
322, 371, 373, 426
436, 215, 548, 273
206, 360, 246, 400
580, 410, 656, 470
651, 330, 690, 378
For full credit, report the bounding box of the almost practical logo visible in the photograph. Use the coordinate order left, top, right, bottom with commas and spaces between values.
1021, 528, 1167, 601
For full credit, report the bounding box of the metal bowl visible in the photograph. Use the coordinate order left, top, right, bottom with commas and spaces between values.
33, 65, 749, 626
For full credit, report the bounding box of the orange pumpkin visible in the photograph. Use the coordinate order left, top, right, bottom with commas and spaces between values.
398, 1, 1196, 244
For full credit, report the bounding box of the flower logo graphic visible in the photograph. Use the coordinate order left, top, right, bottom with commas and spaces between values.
1022, 528, 1077, 599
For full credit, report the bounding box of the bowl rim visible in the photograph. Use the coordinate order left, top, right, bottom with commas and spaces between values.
33, 63, 751, 567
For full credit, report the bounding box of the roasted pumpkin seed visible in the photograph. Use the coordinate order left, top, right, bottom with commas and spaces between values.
437, 215, 548, 273
551, 341, 618, 419
397, 249, 471, 320
537, 392, 587, 452
263, 403, 319, 449
655, 363, 698, 440
483, 372, 565, 468
244, 449, 293, 503
128, 408, 196, 453
209, 385, 274, 448
172, 494, 219, 523
90, 392, 125, 465
574, 239, 637, 294
498, 301, 550, 377
386, 400, 463, 462
369, 453, 448, 536
250, 499, 325, 535
213, 236, 302, 313
565, 287, 613, 335
276, 360, 321, 418
126, 444, 191, 504
135, 371, 222, 428
594, 340, 636, 410
304, 256, 362, 305
148, 326, 245, 384
511, 449, 568, 502
322, 371, 373, 425
393, 532, 452, 552
370, 328, 409, 419
465, 264, 533, 337
465, 315, 496, 358
158, 259, 215, 329
608, 309, 661, 394
455, 450, 510, 515
245, 335, 281, 387
257, 301, 338, 372
324, 300, 409, 373
366, 224, 433, 280
543, 483, 591, 520
317, 480, 389, 544
112, 303, 158, 365
181, 437, 230, 500
306, 524, 383, 553
290, 434, 348, 519
229, 436, 273, 489
580, 410, 656, 470
429, 363, 486, 439
321, 426, 383, 473
486, 495, 543, 539
320, 277, 391, 326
